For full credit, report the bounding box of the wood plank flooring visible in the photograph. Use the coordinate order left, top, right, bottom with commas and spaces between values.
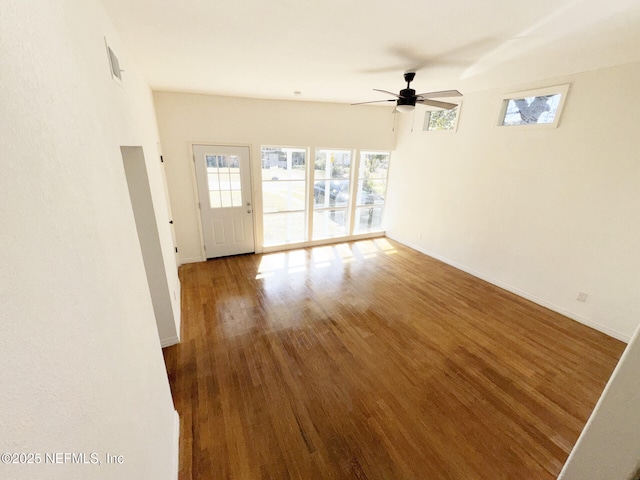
163, 238, 624, 480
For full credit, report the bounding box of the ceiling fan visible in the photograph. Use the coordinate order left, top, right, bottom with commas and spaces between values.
352, 72, 462, 113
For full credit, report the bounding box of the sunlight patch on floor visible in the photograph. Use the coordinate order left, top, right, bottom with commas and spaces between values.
255, 238, 396, 279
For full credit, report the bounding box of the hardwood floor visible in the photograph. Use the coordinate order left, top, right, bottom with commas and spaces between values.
163, 238, 624, 480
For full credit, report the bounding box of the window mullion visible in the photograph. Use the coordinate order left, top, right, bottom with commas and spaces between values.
348, 149, 359, 236
307, 147, 315, 242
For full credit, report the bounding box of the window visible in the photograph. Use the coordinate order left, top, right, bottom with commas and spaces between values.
313, 149, 352, 240
498, 84, 569, 128
424, 106, 460, 132
354, 152, 389, 233
261, 147, 307, 246
206, 154, 242, 208
260, 146, 391, 248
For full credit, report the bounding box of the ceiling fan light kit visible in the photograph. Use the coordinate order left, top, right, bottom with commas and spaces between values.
352, 71, 462, 113
396, 104, 415, 113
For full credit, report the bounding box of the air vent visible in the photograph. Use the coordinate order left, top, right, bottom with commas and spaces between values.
104, 38, 122, 84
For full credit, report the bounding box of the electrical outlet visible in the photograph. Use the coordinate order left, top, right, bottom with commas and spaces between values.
577, 292, 588, 302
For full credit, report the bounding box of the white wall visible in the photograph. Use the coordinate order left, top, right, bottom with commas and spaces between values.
385, 62, 640, 341
559, 323, 640, 480
0, 1, 179, 479
154, 92, 395, 263
122, 146, 179, 347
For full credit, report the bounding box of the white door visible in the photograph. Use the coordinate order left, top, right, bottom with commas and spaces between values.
193, 145, 255, 258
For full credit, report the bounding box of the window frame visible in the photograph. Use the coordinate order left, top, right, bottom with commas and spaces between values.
497, 84, 570, 129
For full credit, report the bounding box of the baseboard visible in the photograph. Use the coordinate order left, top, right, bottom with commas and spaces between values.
179, 255, 204, 265
172, 410, 180, 480
161, 335, 180, 348
386, 234, 631, 343
261, 231, 385, 254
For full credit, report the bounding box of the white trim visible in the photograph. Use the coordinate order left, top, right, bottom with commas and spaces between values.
178, 255, 202, 265
262, 231, 385, 254
186, 142, 206, 262
171, 410, 180, 480
306, 145, 315, 244
496, 83, 570, 129
161, 335, 180, 348
386, 233, 630, 343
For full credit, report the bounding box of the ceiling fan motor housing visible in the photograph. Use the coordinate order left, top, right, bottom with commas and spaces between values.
398, 88, 416, 106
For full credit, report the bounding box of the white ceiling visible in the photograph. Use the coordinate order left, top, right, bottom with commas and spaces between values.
101, 0, 640, 104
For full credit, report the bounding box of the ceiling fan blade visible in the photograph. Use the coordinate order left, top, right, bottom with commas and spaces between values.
416, 90, 462, 99
417, 99, 458, 110
351, 99, 396, 106
373, 89, 400, 98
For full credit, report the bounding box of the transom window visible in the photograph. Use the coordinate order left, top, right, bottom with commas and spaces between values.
424, 106, 460, 132
498, 84, 570, 128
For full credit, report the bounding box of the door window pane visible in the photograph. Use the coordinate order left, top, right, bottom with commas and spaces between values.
229, 173, 241, 190
220, 191, 232, 208
208, 173, 220, 191
205, 154, 242, 209
219, 172, 230, 190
